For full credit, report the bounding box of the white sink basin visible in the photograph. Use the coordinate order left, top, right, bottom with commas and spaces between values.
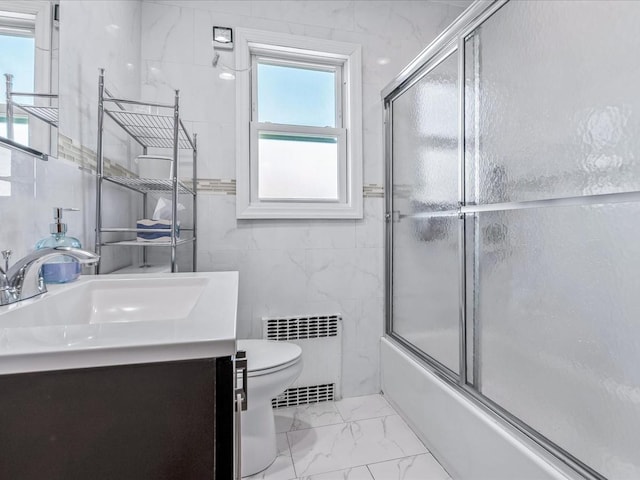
0, 272, 239, 374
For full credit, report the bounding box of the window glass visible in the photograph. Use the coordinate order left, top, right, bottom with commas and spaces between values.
0, 148, 9, 197
237, 28, 362, 218
258, 132, 339, 200
0, 117, 28, 143
257, 62, 336, 128
0, 34, 35, 104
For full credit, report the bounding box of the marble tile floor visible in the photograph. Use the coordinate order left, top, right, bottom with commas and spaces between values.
245, 394, 452, 480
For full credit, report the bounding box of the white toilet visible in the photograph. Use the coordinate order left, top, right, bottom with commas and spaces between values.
237, 339, 303, 477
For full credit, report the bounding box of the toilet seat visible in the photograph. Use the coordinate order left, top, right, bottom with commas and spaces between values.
237, 339, 302, 377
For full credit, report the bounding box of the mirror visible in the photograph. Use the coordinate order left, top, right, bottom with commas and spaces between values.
58, 0, 143, 168
0, 1, 58, 158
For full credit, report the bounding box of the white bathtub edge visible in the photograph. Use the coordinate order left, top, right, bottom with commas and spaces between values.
380, 337, 581, 480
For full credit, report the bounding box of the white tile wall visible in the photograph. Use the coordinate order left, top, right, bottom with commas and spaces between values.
137, 0, 466, 397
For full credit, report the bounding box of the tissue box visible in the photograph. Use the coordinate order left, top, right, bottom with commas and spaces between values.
136, 219, 180, 242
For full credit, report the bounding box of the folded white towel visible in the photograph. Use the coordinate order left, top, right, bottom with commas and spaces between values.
136, 219, 180, 242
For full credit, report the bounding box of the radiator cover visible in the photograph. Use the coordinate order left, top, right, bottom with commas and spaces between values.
263, 314, 342, 407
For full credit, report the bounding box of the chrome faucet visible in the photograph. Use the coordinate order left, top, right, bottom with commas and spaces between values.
0, 246, 100, 306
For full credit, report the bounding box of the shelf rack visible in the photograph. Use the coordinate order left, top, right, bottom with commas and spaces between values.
95, 69, 197, 273
4, 73, 58, 139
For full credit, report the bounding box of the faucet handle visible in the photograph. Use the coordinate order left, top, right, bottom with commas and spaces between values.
1, 250, 11, 273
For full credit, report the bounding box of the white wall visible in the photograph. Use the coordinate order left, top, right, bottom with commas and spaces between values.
139, 0, 466, 397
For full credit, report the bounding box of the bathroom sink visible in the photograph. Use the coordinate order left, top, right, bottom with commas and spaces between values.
0, 272, 238, 374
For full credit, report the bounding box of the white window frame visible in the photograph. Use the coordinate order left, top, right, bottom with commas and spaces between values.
236, 28, 363, 219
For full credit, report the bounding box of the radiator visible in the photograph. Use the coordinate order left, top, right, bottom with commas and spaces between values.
263, 314, 342, 408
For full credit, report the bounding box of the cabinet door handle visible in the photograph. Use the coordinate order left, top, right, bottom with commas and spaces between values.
234, 350, 248, 480
235, 391, 243, 480
235, 350, 248, 411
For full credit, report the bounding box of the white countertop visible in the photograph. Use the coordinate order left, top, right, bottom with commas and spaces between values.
0, 271, 239, 374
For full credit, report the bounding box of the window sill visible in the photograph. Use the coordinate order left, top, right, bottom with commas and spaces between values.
236, 201, 363, 220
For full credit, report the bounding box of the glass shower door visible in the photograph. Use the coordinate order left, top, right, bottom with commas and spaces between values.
386, 0, 640, 477
389, 50, 461, 375
464, 1, 640, 477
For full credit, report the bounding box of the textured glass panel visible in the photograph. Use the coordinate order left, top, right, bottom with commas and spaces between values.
475, 203, 640, 478
466, 1, 640, 204
393, 215, 459, 373
390, 50, 460, 373
392, 52, 458, 213
258, 133, 338, 200
257, 63, 336, 128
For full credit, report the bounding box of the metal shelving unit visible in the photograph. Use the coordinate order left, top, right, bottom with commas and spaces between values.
4, 73, 58, 139
95, 69, 197, 273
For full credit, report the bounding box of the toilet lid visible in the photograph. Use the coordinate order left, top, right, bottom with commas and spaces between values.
237, 339, 302, 375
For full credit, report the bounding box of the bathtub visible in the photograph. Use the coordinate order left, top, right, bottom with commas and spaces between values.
380, 337, 582, 480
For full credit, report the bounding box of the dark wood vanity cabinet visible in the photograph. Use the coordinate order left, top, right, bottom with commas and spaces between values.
0, 357, 234, 480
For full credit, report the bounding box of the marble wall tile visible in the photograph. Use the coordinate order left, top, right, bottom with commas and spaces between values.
341, 297, 384, 396
306, 248, 383, 302
141, 60, 235, 125
196, 248, 244, 272
249, 220, 317, 252
141, 2, 195, 65
253, 297, 357, 319
354, 1, 456, 43
197, 195, 254, 250
235, 303, 255, 339
362, 82, 385, 186
240, 248, 309, 306
149, 0, 253, 17
341, 339, 381, 397
251, 219, 357, 251
188, 121, 236, 179
355, 198, 384, 249
358, 297, 385, 350
250, 1, 356, 32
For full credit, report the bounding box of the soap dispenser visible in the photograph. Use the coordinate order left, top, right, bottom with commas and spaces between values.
35, 207, 83, 283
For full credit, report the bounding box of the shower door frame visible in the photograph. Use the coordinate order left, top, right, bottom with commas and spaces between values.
383, 1, 606, 478
384, 41, 463, 381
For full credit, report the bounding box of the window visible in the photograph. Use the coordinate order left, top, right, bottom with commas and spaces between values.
236, 29, 362, 219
